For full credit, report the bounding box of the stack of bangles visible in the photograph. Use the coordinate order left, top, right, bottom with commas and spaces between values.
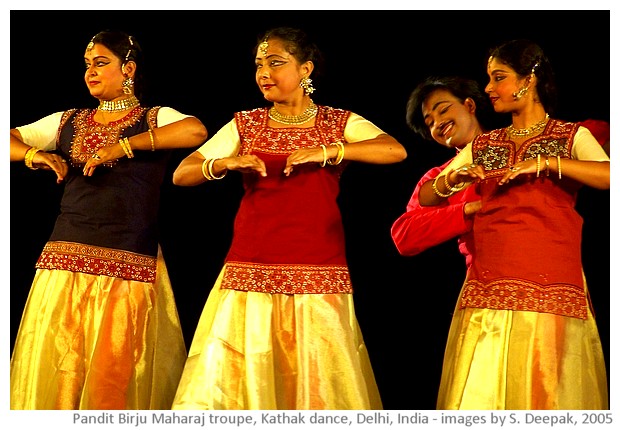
119, 137, 134, 158
24, 147, 41, 170
319, 141, 345, 167
432, 172, 466, 198
201, 158, 227, 180
535, 153, 562, 179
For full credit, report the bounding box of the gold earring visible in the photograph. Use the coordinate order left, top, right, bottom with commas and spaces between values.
122, 77, 134, 95
512, 86, 528, 101
300, 76, 315, 95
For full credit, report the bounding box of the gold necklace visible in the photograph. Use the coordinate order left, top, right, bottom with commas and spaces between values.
507, 113, 550, 138
268, 101, 318, 125
99, 95, 140, 112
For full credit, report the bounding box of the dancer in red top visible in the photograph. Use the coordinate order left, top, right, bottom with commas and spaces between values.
171, 27, 406, 410
419, 39, 609, 410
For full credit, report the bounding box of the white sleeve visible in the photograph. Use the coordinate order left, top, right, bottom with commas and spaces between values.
156, 106, 193, 127
15, 112, 64, 151
572, 126, 609, 161
343, 112, 386, 142
196, 119, 241, 159
439, 143, 474, 176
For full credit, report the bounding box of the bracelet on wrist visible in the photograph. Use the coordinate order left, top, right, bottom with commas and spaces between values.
24, 147, 41, 170
432, 175, 455, 198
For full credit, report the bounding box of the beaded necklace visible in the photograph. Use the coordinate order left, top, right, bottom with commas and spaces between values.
98, 95, 140, 112
268, 101, 318, 125
507, 113, 549, 139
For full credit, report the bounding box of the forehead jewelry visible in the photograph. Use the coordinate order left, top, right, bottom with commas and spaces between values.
86, 36, 95, 52
259, 38, 269, 56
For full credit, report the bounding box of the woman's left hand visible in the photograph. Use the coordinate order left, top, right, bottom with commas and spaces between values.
283, 147, 327, 176
499, 158, 537, 185
83, 144, 125, 176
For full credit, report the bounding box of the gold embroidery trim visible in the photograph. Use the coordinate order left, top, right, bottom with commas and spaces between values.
221, 261, 353, 294
460, 278, 587, 319
35, 241, 156, 282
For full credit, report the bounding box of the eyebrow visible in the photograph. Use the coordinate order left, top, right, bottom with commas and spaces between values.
256, 53, 289, 60
85, 55, 111, 61
423, 100, 450, 118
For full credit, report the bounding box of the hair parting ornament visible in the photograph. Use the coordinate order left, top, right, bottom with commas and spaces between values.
259, 38, 269, 56
86, 36, 95, 52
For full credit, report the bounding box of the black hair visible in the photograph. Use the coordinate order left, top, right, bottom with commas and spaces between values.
488, 39, 557, 115
255, 27, 325, 87
406, 76, 493, 141
89, 30, 145, 99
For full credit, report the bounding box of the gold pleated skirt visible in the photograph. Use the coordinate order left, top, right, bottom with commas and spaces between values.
172, 266, 382, 410
10, 250, 187, 410
437, 283, 608, 410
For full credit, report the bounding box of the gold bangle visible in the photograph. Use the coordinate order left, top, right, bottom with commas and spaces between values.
119, 137, 134, 158
432, 175, 454, 198
24, 147, 40, 170
557, 155, 562, 180
207, 158, 226, 180
118, 138, 127, 156
201, 159, 212, 180
125, 138, 134, 158
327, 141, 345, 165
148, 129, 156, 151
536, 153, 541, 178
444, 172, 465, 193
545, 156, 550, 177
319, 144, 327, 167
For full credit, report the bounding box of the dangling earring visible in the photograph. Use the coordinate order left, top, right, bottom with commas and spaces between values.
122, 76, 134, 95
300, 76, 315, 95
513, 72, 535, 101
120, 63, 134, 95
512, 86, 528, 101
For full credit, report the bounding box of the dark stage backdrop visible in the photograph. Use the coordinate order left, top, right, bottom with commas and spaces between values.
9, 10, 610, 410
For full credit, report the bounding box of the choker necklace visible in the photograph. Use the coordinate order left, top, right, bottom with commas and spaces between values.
507, 113, 550, 138
98, 96, 140, 112
268, 101, 318, 125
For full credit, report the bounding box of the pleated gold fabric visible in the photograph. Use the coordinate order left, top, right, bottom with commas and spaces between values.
172, 267, 381, 410
10, 251, 187, 409
437, 284, 608, 410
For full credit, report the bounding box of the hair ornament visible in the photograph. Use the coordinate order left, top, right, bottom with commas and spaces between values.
125, 35, 134, 61
259, 38, 269, 56
86, 36, 95, 52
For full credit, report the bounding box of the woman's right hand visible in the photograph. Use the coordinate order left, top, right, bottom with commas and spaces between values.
32, 151, 69, 183
452, 163, 485, 184
223, 155, 267, 177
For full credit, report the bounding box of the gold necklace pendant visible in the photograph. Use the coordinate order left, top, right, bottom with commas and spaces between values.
268, 101, 318, 125
507, 113, 550, 138
99, 96, 140, 112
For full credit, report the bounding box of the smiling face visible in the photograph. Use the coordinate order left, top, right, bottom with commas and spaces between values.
421, 89, 480, 149
485, 57, 529, 114
255, 38, 311, 104
84, 43, 129, 101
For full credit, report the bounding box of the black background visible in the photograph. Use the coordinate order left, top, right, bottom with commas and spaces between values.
9, 9, 611, 410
